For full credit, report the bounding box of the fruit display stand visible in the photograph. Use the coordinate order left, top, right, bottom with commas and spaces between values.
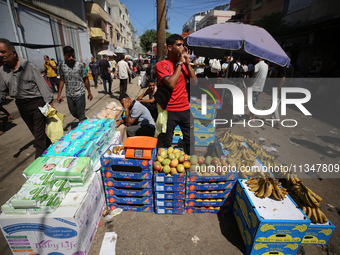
100, 137, 157, 213
233, 179, 311, 255
153, 148, 189, 214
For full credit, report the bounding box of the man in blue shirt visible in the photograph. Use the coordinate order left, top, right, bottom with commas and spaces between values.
116, 93, 155, 137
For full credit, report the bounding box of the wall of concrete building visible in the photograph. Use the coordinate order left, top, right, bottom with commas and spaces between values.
250, 0, 284, 24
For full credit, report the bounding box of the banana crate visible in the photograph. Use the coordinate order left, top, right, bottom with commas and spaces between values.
233, 200, 301, 255
172, 125, 183, 144
189, 100, 216, 120
301, 221, 335, 245
155, 191, 185, 200
194, 119, 215, 133
102, 165, 153, 180
194, 132, 215, 147
105, 186, 153, 197
235, 180, 311, 245
107, 203, 154, 212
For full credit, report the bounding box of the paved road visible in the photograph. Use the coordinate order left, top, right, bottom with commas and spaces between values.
0, 76, 339, 255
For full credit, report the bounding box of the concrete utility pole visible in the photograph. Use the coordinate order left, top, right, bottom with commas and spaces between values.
157, 0, 165, 62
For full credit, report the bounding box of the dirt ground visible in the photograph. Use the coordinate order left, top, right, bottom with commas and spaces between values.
0, 77, 339, 255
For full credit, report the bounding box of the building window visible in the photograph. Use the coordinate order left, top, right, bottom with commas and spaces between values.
108, 7, 111, 15
254, 0, 262, 9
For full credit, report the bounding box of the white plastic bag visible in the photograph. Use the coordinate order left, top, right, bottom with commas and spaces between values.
209, 59, 221, 73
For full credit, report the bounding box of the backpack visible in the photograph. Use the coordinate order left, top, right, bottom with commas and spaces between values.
209, 59, 221, 73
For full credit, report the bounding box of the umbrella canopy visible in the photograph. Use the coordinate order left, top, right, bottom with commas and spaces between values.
98, 50, 117, 56
125, 55, 133, 60
185, 22, 290, 67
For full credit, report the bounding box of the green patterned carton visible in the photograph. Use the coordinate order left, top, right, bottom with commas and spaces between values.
51, 180, 71, 198
23, 156, 92, 183
27, 192, 63, 214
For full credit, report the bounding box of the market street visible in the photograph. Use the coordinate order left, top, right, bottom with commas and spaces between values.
0, 77, 339, 254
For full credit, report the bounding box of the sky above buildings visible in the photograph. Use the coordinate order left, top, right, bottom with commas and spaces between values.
120, 0, 230, 36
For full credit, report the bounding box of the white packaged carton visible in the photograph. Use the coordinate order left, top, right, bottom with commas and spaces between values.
0, 172, 105, 255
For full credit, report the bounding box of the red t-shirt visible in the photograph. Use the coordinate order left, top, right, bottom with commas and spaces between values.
155, 59, 189, 112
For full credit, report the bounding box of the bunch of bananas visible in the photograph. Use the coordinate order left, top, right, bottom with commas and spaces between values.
246, 178, 288, 200
247, 140, 275, 161
276, 171, 301, 184
302, 206, 328, 224
107, 145, 125, 155
219, 131, 246, 143
289, 181, 322, 207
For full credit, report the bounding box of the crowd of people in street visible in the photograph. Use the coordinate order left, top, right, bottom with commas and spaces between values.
1, 32, 338, 157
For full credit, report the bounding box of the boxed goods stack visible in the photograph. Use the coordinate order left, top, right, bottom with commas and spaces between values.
43, 119, 117, 168
0, 168, 105, 255
185, 155, 238, 213
101, 137, 158, 212
153, 147, 189, 214
190, 98, 216, 147
233, 179, 311, 255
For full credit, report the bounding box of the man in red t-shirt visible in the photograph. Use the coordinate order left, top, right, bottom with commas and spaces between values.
155, 34, 197, 154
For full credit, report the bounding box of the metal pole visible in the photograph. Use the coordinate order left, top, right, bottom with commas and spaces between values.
157, 0, 165, 62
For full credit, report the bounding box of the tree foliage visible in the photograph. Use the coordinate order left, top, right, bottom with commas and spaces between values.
139, 29, 172, 53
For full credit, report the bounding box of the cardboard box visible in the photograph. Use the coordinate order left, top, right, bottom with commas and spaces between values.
155, 192, 185, 200
185, 190, 234, 207
154, 183, 185, 192
102, 166, 153, 180
0, 172, 105, 255
105, 187, 152, 197
107, 203, 154, 212
101, 147, 156, 169
233, 201, 301, 255
155, 207, 185, 214
154, 172, 186, 183
186, 180, 235, 191
190, 101, 216, 120
106, 195, 153, 205
186, 170, 237, 182
172, 125, 183, 144
186, 202, 233, 214
194, 119, 215, 133
155, 199, 184, 207
103, 177, 152, 189
301, 221, 335, 245
235, 180, 311, 243
194, 132, 215, 146
186, 188, 234, 199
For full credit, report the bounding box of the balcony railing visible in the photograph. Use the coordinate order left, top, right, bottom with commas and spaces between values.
89, 27, 109, 43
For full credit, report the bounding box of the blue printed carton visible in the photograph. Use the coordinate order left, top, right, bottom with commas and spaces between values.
186, 170, 238, 182
102, 166, 153, 180
235, 180, 311, 244
107, 203, 154, 212
233, 200, 301, 255
154, 172, 186, 183
186, 201, 233, 214
172, 125, 183, 144
106, 195, 153, 205
194, 119, 215, 133
155, 207, 185, 214
104, 186, 152, 197
155, 192, 185, 200
301, 221, 335, 245
101, 147, 156, 169
155, 199, 184, 208
186, 189, 233, 199
194, 132, 215, 146
103, 177, 152, 189
154, 183, 185, 192
186, 180, 235, 191
185, 190, 234, 207
190, 101, 216, 120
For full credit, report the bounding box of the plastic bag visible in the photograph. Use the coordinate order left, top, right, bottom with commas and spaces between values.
209, 59, 221, 73
155, 105, 167, 135
46, 107, 65, 143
